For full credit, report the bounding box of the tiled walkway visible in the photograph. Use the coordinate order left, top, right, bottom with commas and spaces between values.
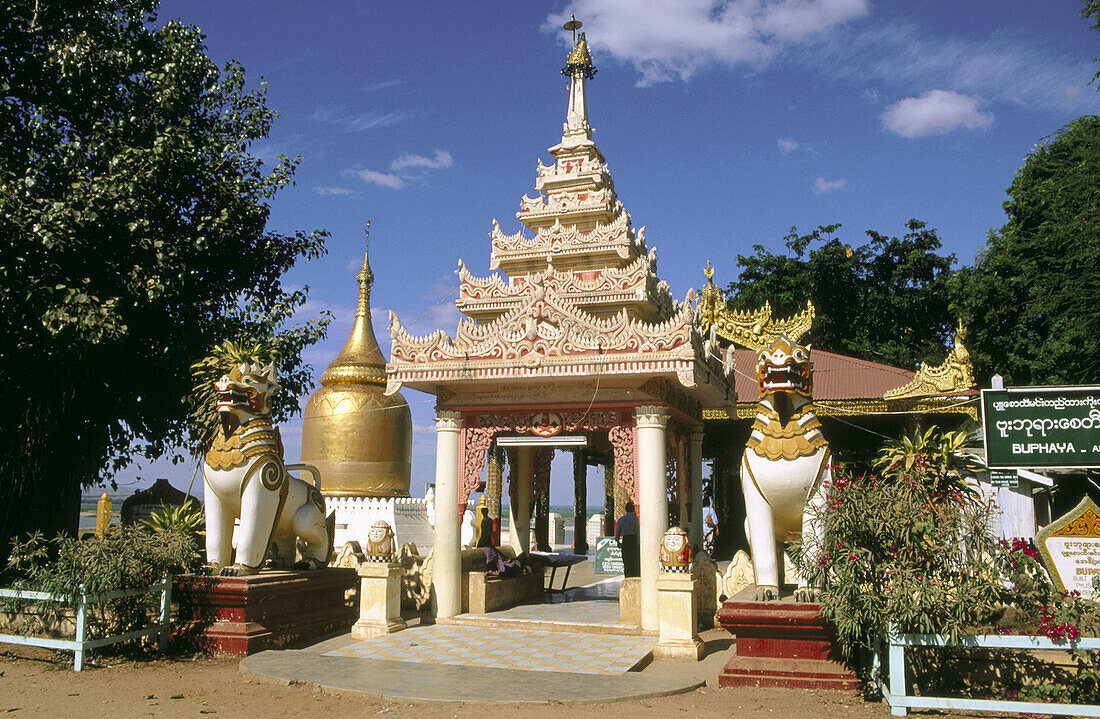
473, 598, 624, 626
322, 620, 655, 675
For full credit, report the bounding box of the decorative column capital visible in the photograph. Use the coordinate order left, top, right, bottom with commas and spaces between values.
435, 409, 463, 432
635, 405, 670, 429
690, 428, 705, 446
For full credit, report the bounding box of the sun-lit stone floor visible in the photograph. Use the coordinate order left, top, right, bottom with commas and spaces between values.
321, 621, 654, 675
474, 598, 625, 626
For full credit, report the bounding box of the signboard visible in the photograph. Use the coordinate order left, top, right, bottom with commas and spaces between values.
989, 469, 1019, 488
1036, 496, 1100, 596
594, 537, 623, 574
982, 386, 1100, 468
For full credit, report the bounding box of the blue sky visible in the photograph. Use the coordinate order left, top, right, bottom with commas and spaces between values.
118, 1, 1099, 504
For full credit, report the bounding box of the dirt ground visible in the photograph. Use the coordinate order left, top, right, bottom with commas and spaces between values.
0, 645, 1037, 719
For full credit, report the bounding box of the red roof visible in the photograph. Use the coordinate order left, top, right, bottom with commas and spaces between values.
731, 347, 915, 402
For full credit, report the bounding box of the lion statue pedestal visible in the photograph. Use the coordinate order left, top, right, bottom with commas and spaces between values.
174, 569, 357, 656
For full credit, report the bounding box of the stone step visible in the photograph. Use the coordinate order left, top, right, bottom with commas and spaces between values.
718, 655, 861, 690
444, 612, 644, 637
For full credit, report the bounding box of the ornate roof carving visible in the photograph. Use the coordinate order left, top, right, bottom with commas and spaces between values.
459, 250, 673, 317
490, 213, 644, 270
882, 324, 975, 399
696, 262, 814, 352
392, 284, 691, 363
388, 280, 731, 397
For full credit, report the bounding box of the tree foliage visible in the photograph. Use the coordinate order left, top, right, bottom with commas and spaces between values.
726, 220, 957, 370
0, 0, 329, 557
953, 116, 1100, 385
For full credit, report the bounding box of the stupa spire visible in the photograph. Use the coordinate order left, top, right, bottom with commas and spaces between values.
560, 18, 597, 147
320, 220, 387, 386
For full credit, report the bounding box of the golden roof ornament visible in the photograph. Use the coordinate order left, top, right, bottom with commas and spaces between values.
882, 321, 976, 399
320, 220, 387, 387
696, 262, 815, 352
562, 17, 596, 79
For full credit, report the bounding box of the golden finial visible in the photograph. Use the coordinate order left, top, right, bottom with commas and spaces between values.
321, 219, 387, 386
354, 219, 375, 320
562, 17, 596, 79
704, 260, 714, 285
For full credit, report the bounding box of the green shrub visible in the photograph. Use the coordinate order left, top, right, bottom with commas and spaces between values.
142, 501, 204, 537
794, 460, 1002, 663
3, 525, 202, 642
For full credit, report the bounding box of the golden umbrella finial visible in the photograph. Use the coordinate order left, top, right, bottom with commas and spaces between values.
564, 14, 582, 42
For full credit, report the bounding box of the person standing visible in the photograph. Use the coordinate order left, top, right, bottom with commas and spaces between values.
702, 499, 718, 555
475, 496, 494, 548
615, 501, 640, 577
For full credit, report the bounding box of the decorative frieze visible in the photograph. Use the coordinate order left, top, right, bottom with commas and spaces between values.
457, 410, 638, 508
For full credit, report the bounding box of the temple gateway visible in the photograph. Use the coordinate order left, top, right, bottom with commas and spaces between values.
385, 33, 735, 630
380, 29, 981, 628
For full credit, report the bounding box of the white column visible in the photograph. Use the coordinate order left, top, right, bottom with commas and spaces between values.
689, 429, 705, 549
432, 410, 463, 619
508, 447, 533, 554
636, 405, 669, 633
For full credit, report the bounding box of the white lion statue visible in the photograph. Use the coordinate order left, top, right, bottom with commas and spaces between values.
741, 334, 831, 602
202, 360, 333, 576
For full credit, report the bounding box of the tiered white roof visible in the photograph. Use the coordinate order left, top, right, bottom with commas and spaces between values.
386, 34, 733, 409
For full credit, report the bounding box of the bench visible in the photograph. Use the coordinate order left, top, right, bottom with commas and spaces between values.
459, 547, 545, 614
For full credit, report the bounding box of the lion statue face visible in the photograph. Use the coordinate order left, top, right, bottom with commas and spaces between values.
755, 334, 813, 399
214, 361, 281, 430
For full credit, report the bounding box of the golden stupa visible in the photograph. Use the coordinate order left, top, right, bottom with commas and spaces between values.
301, 224, 412, 496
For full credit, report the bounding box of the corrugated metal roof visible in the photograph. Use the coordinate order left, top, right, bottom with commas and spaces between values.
730, 347, 915, 401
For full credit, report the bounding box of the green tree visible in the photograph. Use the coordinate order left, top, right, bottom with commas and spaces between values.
953, 116, 1100, 385
0, 0, 329, 559
1084, 0, 1100, 85
726, 220, 957, 370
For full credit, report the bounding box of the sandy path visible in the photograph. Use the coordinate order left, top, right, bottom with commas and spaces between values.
0, 645, 1012, 719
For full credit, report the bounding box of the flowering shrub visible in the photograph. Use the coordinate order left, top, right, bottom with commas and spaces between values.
793, 425, 1100, 701
794, 457, 1002, 664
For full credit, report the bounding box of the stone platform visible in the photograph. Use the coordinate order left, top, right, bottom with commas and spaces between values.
174, 568, 357, 656
445, 598, 641, 636
241, 617, 715, 703
716, 593, 859, 690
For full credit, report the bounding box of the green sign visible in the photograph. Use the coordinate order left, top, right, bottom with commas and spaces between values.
594, 537, 623, 574
989, 469, 1018, 488
982, 386, 1100, 468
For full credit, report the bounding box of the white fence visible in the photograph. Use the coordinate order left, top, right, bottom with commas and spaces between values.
878, 624, 1100, 717
0, 574, 172, 671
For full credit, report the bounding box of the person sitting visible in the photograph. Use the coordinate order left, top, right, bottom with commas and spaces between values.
483, 545, 526, 577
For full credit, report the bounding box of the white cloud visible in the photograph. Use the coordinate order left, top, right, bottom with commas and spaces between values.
881, 90, 993, 138
818, 22, 1097, 114
362, 79, 405, 92
312, 186, 353, 196
813, 177, 847, 193
354, 168, 405, 189
348, 149, 456, 190
546, 0, 870, 85
777, 137, 799, 154
390, 150, 453, 171
311, 108, 409, 132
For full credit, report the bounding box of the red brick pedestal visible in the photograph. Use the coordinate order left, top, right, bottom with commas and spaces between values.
174, 569, 357, 656
717, 599, 860, 690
